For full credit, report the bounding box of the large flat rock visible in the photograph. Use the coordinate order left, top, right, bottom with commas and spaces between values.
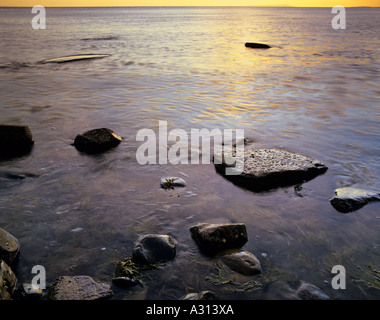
49, 276, 113, 300
214, 148, 328, 192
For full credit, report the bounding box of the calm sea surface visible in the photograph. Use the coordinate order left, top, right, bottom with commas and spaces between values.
0, 7, 379, 299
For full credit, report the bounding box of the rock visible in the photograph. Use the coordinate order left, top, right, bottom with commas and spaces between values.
22, 283, 45, 300
245, 42, 271, 49
0, 124, 34, 158
132, 234, 177, 265
219, 249, 261, 276
180, 291, 218, 300
214, 148, 328, 192
0, 228, 20, 266
160, 176, 186, 189
296, 282, 329, 300
40, 54, 111, 64
190, 223, 248, 255
112, 277, 140, 288
0, 260, 17, 300
73, 128, 122, 154
330, 187, 380, 213
48, 276, 113, 300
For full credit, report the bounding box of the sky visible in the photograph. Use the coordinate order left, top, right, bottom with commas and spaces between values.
1, 0, 379, 6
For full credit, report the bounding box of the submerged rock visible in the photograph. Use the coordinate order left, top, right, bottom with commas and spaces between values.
296, 282, 330, 300
49, 276, 113, 300
132, 234, 177, 265
214, 148, 328, 192
112, 276, 140, 288
219, 249, 261, 276
0, 228, 20, 266
0, 260, 17, 300
180, 291, 218, 300
245, 42, 271, 49
190, 223, 248, 255
73, 128, 122, 154
160, 176, 186, 189
0, 124, 34, 158
330, 187, 380, 213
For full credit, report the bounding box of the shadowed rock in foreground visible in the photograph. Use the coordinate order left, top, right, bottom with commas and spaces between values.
0, 124, 34, 159
73, 128, 122, 154
245, 42, 271, 49
0, 260, 17, 300
330, 187, 380, 213
0, 228, 20, 266
214, 148, 328, 192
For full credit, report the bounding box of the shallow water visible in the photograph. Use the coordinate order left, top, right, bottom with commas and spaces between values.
0, 7, 379, 299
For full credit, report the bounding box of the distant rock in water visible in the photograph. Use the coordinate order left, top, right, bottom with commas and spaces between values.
0, 124, 34, 159
190, 223, 248, 255
160, 176, 186, 189
81, 36, 119, 41
40, 54, 111, 64
330, 187, 380, 213
132, 234, 177, 265
73, 128, 122, 154
245, 42, 271, 49
213, 148, 328, 192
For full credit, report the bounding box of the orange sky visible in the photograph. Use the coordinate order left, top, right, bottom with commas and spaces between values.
1, 0, 379, 6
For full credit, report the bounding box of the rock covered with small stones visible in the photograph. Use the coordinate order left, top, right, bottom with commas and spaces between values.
48, 276, 113, 300
0, 228, 20, 266
132, 234, 177, 265
190, 223, 248, 255
214, 148, 328, 192
73, 128, 122, 154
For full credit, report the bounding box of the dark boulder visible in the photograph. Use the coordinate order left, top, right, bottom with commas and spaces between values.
0, 124, 34, 159
73, 128, 122, 154
219, 249, 261, 276
245, 42, 271, 49
132, 234, 177, 265
214, 148, 328, 192
190, 223, 248, 255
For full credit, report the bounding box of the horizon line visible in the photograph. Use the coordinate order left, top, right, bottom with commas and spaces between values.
1, 5, 379, 7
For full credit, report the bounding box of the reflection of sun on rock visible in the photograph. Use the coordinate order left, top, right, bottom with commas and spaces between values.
214, 148, 328, 192
330, 187, 380, 213
40, 54, 111, 64
73, 128, 122, 154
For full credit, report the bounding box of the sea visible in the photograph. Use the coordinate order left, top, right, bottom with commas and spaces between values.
0, 6, 379, 300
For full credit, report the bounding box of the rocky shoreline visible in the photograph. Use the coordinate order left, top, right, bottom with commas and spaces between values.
0, 123, 378, 300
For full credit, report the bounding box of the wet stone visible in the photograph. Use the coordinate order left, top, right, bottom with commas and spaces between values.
190, 223, 248, 255
48, 276, 113, 300
214, 148, 328, 192
245, 42, 271, 49
160, 176, 186, 189
0, 228, 20, 266
330, 187, 380, 213
0, 124, 34, 159
73, 128, 122, 154
180, 291, 218, 300
296, 282, 330, 300
0, 260, 17, 300
219, 249, 262, 276
132, 234, 177, 265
